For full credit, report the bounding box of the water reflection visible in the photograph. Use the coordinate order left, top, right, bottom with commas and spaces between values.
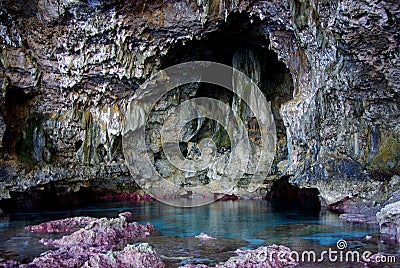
0, 200, 382, 263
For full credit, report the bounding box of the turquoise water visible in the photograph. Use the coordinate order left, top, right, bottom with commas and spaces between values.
0, 200, 381, 265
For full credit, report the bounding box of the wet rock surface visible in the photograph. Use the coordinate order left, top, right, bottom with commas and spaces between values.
26, 212, 154, 250
24, 243, 165, 268
24, 216, 96, 233
377, 201, 400, 243
14, 213, 162, 267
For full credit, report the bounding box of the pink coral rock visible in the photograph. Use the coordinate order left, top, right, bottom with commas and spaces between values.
24, 243, 165, 268
20, 213, 162, 268
25, 216, 96, 233
40, 214, 153, 250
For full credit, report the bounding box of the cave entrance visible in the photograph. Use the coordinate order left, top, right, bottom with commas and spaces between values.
267, 176, 321, 212
149, 13, 294, 194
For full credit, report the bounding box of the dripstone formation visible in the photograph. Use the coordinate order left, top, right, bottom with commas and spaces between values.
0, 0, 399, 236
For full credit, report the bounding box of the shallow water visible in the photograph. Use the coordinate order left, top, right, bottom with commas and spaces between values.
0, 200, 396, 266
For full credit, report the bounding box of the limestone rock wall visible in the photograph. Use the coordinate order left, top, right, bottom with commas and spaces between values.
280, 0, 400, 205
0, 0, 398, 206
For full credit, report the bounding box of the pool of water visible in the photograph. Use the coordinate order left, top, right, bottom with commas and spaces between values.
0, 200, 390, 266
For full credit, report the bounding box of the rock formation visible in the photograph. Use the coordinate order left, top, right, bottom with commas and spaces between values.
22, 212, 162, 267
0, 0, 399, 238
377, 201, 400, 242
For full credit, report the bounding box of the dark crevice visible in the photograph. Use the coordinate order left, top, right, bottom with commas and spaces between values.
15, 113, 49, 164
75, 140, 83, 152
266, 176, 321, 211
0, 179, 144, 213
110, 134, 124, 161
96, 144, 107, 162
160, 13, 270, 68
2, 85, 36, 157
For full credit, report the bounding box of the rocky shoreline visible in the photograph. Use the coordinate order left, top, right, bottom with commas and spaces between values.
0, 212, 299, 268
0, 211, 397, 267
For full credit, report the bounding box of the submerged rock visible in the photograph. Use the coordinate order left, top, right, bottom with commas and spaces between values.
339, 213, 377, 224
219, 194, 239, 201
179, 245, 297, 268
255, 223, 337, 239
144, 233, 250, 266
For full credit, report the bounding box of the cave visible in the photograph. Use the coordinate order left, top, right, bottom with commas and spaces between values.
1, 0, 398, 266
146, 13, 294, 191
266, 176, 321, 211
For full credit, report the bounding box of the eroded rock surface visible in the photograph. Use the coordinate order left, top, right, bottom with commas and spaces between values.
24, 243, 165, 268
26, 212, 154, 249
25, 216, 96, 233
21, 212, 161, 267
0, 0, 398, 217
377, 201, 400, 242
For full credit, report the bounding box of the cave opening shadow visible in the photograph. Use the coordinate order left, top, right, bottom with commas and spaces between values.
159, 12, 299, 202
266, 176, 322, 214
